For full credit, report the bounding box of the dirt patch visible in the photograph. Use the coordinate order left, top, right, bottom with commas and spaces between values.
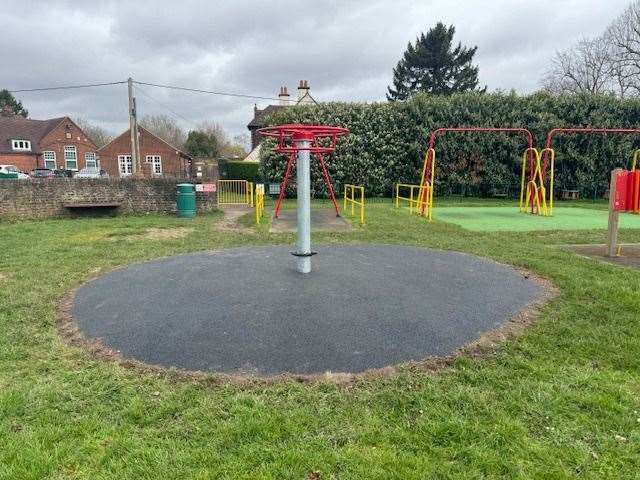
57, 262, 558, 388
563, 243, 640, 270
107, 227, 194, 241
0, 272, 8, 282
216, 207, 253, 232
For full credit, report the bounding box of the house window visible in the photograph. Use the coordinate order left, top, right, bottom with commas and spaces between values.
85, 152, 97, 169
64, 146, 78, 170
118, 155, 132, 176
43, 151, 56, 169
11, 139, 31, 151
146, 155, 162, 175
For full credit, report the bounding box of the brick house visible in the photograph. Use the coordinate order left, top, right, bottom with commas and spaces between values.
0, 115, 98, 173
97, 126, 191, 178
246, 80, 318, 151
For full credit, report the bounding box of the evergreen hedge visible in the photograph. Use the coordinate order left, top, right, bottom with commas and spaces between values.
260, 92, 640, 198
219, 160, 260, 182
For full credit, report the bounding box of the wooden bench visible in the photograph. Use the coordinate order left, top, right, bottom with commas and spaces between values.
63, 202, 121, 209
560, 190, 580, 200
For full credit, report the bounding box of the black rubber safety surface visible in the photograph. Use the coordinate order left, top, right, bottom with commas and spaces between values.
72, 245, 543, 375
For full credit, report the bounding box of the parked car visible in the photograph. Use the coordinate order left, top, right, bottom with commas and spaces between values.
30, 168, 55, 179
0, 164, 29, 179
74, 167, 109, 178
53, 169, 74, 178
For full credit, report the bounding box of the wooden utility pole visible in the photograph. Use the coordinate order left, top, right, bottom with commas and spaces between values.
606, 168, 621, 257
127, 77, 142, 176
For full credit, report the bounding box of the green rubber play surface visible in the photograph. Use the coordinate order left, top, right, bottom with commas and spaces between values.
435, 206, 640, 231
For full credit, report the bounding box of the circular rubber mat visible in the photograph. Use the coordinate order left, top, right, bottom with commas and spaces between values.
71, 245, 543, 375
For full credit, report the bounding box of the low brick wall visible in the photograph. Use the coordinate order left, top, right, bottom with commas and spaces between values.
0, 178, 218, 220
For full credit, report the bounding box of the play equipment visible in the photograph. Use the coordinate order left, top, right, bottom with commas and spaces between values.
607, 167, 640, 256
255, 184, 265, 224
543, 128, 640, 210
519, 147, 553, 216
416, 127, 551, 219
343, 184, 365, 225
258, 124, 348, 273
217, 180, 254, 206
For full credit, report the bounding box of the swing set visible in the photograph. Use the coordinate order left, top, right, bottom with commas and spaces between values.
411, 127, 640, 220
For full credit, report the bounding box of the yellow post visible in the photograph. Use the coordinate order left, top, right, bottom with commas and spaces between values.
360, 187, 365, 225
343, 185, 347, 212
519, 150, 527, 213
395, 183, 399, 208
351, 186, 355, 216
428, 148, 436, 221
541, 148, 555, 216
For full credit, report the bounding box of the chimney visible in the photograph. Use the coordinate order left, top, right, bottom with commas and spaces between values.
297, 79, 310, 101
278, 85, 290, 106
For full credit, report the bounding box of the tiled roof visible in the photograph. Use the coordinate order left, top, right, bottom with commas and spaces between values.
0, 116, 65, 154
247, 105, 285, 128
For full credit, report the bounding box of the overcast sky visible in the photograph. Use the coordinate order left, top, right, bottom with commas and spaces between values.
1, 0, 631, 145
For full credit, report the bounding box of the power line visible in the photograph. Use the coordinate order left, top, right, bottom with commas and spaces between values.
132, 80, 293, 103
134, 85, 199, 128
8, 80, 128, 93
8, 77, 294, 103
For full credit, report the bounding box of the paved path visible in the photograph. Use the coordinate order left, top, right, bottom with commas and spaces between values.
72, 245, 543, 375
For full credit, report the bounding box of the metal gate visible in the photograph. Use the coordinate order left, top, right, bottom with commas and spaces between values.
217, 180, 253, 206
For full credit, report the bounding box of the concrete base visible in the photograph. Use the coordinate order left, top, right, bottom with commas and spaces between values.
270, 208, 353, 233
564, 243, 640, 269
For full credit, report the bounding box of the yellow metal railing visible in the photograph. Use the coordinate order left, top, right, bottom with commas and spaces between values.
255, 184, 265, 224
395, 183, 433, 220
217, 180, 254, 206
343, 184, 365, 225
519, 148, 553, 216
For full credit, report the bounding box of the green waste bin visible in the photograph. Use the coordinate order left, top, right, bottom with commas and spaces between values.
176, 183, 196, 218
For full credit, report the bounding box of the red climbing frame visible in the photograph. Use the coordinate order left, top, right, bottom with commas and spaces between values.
418, 127, 537, 215
258, 124, 349, 218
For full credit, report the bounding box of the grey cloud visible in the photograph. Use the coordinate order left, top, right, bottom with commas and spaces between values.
1, 0, 631, 142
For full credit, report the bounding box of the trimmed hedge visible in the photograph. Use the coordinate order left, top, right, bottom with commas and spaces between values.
260, 92, 640, 198
219, 160, 260, 182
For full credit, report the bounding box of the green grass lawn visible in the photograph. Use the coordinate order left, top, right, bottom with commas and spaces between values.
1, 203, 640, 479
434, 206, 640, 232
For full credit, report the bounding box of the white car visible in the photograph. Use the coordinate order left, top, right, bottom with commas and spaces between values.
0, 164, 29, 179
74, 167, 108, 179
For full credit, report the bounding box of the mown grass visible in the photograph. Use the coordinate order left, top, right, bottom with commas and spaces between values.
1, 202, 639, 479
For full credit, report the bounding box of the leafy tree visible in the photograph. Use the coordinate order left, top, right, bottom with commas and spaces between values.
139, 114, 186, 150
0, 89, 28, 117
196, 121, 247, 157
387, 23, 484, 100
185, 130, 218, 158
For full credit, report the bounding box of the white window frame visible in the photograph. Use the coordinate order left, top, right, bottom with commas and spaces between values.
85, 152, 97, 169
146, 155, 162, 175
43, 151, 56, 169
64, 145, 78, 171
118, 155, 132, 176
11, 139, 31, 151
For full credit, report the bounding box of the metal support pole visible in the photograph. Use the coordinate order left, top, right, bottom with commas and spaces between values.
606, 169, 621, 257
295, 139, 312, 273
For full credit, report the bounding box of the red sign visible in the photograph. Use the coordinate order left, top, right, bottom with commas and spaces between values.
612, 170, 640, 212
195, 183, 217, 193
